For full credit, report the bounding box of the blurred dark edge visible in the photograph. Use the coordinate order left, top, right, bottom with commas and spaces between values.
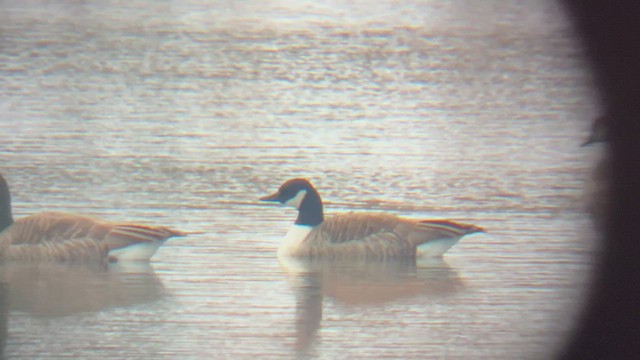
559, 1, 640, 359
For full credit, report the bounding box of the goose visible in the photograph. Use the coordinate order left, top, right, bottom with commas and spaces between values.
0, 174, 186, 263
260, 178, 483, 259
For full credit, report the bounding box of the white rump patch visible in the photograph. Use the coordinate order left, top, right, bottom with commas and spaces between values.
417, 237, 461, 257
108, 241, 163, 261
279, 224, 313, 257
284, 189, 307, 209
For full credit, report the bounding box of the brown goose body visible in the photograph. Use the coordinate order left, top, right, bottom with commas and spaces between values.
260, 179, 483, 259
293, 212, 482, 259
0, 175, 186, 263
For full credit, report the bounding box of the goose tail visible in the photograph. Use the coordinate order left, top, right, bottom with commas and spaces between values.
413, 219, 484, 257
105, 225, 190, 262
416, 220, 485, 237
109, 225, 187, 243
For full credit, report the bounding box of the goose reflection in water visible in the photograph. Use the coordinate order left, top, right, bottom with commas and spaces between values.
280, 257, 464, 354
0, 261, 166, 318
0, 281, 7, 360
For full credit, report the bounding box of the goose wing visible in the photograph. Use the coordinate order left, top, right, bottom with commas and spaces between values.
104, 224, 185, 251
5, 237, 109, 262
309, 213, 418, 258
316, 213, 409, 244
1, 211, 186, 254
409, 219, 484, 245
310, 213, 483, 259
1, 212, 110, 245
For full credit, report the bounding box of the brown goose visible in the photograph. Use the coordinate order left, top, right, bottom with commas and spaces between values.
260, 178, 483, 259
0, 174, 186, 263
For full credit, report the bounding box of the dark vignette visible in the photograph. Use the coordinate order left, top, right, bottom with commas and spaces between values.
559, 1, 640, 359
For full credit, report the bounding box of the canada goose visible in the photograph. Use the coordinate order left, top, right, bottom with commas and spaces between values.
260, 178, 483, 259
0, 174, 186, 263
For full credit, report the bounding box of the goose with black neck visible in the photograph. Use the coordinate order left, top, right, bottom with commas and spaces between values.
260, 178, 484, 259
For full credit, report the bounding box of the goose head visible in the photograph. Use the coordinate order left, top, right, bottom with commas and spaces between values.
260, 178, 324, 226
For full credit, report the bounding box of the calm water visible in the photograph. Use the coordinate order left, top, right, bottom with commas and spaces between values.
0, 0, 601, 359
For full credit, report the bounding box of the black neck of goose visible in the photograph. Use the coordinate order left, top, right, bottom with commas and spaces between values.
295, 188, 324, 226
0, 185, 13, 233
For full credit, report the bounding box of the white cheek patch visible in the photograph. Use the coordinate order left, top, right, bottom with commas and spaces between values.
284, 189, 307, 209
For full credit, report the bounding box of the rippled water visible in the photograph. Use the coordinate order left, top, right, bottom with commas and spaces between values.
0, 0, 600, 359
